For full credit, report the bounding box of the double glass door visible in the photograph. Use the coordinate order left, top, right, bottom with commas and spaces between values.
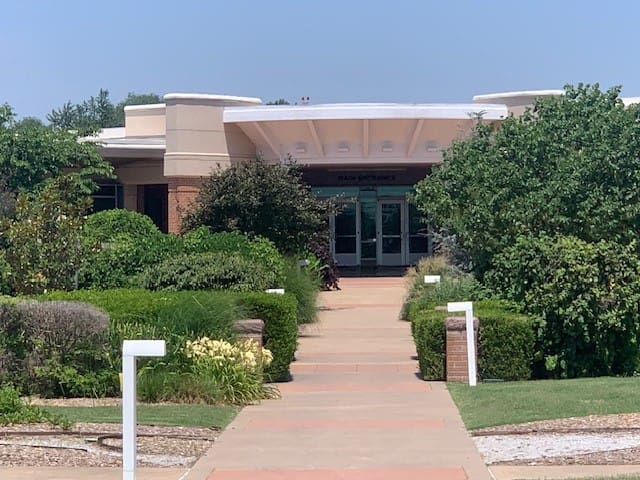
332, 200, 429, 266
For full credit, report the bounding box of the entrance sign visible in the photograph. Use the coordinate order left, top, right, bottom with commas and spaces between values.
424, 275, 441, 284
122, 340, 166, 480
446, 302, 477, 386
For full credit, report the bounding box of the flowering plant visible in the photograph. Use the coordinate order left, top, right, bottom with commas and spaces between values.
185, 337, 273, 371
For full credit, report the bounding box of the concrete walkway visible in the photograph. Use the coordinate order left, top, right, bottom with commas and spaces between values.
191, 277, 492, 480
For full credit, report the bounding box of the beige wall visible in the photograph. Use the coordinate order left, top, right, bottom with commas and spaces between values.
124, 104, 166, 137
114, 159, 166, 185
164, 97, 257, 177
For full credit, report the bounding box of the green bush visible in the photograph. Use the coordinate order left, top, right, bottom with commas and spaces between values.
182, 228, 285, 284
79, 233, 181, 289
83, 209, 161, 243
283, 258, 320, 325
485, 235, 640, 378
411, 300, 534, 381
0, 384, 71, 429
138, 252, 278, 292
404, 274, 488, 323
237, 293, 298, 382
0, 300, 112, 397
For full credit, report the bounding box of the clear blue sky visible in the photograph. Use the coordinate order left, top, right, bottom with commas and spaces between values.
2, 0, 639, 119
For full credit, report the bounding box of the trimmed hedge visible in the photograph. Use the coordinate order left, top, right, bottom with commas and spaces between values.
236, 293, 298, 382
410, 300, 535, 381
138, 252, 278, 292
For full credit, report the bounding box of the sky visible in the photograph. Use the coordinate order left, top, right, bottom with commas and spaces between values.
2, 0, 639, 120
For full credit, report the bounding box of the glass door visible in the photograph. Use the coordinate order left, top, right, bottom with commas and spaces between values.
378, 200, 404, 266
333, 202, 358, 266
407, 203, 431, 264
360, 200, 377, 266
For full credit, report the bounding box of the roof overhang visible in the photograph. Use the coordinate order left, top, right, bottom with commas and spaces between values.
223, 103, 508, 123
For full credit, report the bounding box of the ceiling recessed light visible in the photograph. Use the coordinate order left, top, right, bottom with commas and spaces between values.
425, 141, 439, 152
337, 142, 350, 153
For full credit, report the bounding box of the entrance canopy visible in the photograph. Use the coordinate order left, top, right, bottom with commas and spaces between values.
224, 103, 507, 166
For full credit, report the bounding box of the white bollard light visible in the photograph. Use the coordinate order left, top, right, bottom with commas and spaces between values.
447, 301, 477, 387
122, 340, 166, 480
265, 288, 285, 294
424, 275, 441, 284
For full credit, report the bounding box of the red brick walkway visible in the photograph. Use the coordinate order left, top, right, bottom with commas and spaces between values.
190, 277, 491, 480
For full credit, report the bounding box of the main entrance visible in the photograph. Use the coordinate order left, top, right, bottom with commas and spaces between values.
331, 197, 430, 267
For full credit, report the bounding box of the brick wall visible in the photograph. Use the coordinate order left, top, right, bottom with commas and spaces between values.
445, 316, 479, 383
167, 177, 203, 233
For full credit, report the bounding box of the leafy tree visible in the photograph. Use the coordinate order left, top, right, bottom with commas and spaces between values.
48, 89, 118, 134
115, 92, 163, 126
4, 177, 90, 294
413, 84, 640, 275
0, 103, 113, 193
266, 99, 290, 105
183, 159, 334, 256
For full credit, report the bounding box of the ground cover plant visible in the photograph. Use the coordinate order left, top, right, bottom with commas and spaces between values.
448, 376, 640, 430
0, 384, 70, 429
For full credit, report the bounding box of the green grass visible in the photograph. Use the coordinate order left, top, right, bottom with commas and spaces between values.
448, 376, 640, 430
42, 404, 239, 428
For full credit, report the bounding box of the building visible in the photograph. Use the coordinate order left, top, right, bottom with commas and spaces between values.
94, 89, 638, 268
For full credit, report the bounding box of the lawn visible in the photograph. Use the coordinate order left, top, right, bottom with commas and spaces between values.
42, 404, 239, 428
448, 376, 640, 430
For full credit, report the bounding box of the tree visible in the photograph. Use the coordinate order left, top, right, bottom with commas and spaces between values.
4, 176, 90, 294
115, 92, 163, 126
0, 103, 113, 193
413, 84, 640, 276
266, 99, 290, 105
47, 88, 119, 134
183, 159, 334, 254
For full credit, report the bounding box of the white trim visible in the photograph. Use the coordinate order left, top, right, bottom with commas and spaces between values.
224, 103, 507, 123
307, 120, 325, 157
407, 119, 424, 157
164, 93, 262, 105
123, 103, 166, 112
101, 143, 165, 150
473, 90, 564, 103
622, 97, 640, 106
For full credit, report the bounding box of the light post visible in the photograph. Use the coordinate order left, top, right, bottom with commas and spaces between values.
447, 301, 477, 386
122, 340, 166, 480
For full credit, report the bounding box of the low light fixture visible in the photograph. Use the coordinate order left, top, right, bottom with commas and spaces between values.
337, 142, 350, 153
381, 141, 393, 153
425, 140, 439, 152
295, 143, 307, 154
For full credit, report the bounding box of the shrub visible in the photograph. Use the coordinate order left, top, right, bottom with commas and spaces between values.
182, 159, 335, 256
486, 235, 640, 378
83, 209, 161, 243
4, 178, 89, 294
411, 300, 534, 381
283, 257, 319, 325
0, 300, 112, 397
237, 293, 298, 382
403, 274, 488, 323
182, 228, 285, 285
0, 384, 71, 429
138, 252, 278, 292
78, 233, 180, 289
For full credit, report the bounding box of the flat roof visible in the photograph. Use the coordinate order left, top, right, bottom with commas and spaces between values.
473, 90, 565, 103
223, 103, 508, 123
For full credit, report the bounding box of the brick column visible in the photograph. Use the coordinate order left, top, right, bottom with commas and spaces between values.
167, 177, 203, 234
445, 316, 479, 383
